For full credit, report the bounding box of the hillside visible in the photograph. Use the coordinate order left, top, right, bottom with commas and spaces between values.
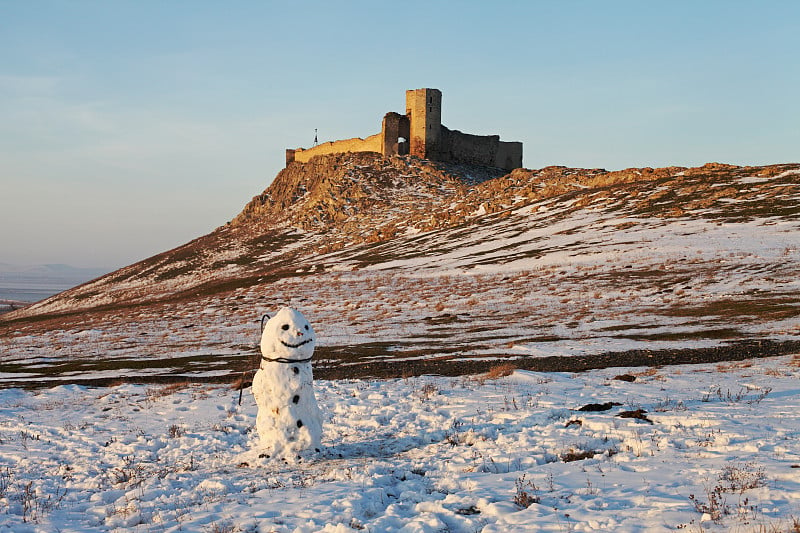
1, 153, 799, 387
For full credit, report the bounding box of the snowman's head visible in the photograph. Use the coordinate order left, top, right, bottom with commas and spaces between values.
260, 307, 316, 361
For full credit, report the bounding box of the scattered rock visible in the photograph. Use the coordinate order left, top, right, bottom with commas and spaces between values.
577, 401, 622, 412
561, 449, 599, 462
617, 409, 653, 424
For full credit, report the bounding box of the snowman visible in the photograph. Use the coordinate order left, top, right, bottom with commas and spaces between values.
251, 307, 323, 458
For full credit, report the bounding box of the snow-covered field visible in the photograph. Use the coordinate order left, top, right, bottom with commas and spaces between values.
2, 164, 798, 385
2, 355, 799, 532
2, 210, 799, 387
1, 161, 798, 531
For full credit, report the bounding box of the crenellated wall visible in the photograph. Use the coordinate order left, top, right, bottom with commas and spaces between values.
286, 89, 522, 171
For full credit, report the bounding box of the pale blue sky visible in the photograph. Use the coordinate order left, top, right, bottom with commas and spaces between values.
1, 1, 798, 268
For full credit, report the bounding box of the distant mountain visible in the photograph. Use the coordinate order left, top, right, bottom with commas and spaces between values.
0, 263, 110, 305
0, 263, 108, 279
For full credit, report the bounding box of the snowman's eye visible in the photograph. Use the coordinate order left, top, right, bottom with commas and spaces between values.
281, 324, 290, 331
304, 325, 309, 331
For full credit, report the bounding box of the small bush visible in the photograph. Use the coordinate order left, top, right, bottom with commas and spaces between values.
689, 463, 769, 524
0, 467, 10, 499
205, 520, 240, 533
111, 455, 144, 487
719, 462, 767, 493
418, 382, 438, 401
513, 474, 540, 508
689, 484, 726, 523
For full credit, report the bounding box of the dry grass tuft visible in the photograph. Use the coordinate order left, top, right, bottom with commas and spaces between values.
147, 381, 191, 399
716, 360, 754, 373
631, 367, 663, 380
473, 363, 516, 385
485, 363, 516, 380
231, 373, 253, 391
481, 363, 517, 381
762, 367, 788, 377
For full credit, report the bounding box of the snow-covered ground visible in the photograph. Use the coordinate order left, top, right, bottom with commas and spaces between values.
2, 210, 798, 386
1, 162, 798, 530
2, 164, 798, 385
2, 355, 799, 532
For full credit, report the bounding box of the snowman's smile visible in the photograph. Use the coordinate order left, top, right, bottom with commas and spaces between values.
281, 338, 313, 349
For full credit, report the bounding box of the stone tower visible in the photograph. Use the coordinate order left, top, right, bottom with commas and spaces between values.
406, 88, 442, 159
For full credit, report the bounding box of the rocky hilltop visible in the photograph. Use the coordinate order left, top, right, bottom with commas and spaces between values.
8, 154, 798, 321
1, 153, 798, 386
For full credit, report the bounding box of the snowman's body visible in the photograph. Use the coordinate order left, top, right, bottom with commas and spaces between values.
251, 308, 323, 457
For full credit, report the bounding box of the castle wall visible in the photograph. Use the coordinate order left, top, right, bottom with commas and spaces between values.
438, 127, 498, 167
381, 112, 410, 157
438, 127, 522, 171
290, 133, 383, 164
495, 141, 524, 171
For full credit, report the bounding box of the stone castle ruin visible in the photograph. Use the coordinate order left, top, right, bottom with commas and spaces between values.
286, 88, 523, 171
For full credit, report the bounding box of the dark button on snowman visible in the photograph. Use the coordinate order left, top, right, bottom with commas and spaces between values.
251, 307, 323, 458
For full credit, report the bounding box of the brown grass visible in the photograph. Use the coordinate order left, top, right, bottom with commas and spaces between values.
716, 360, 754, 373
478, 363, 516, 383
632, 367, 660, 378
147, 381, 191, 399
231, 372, 255, 391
